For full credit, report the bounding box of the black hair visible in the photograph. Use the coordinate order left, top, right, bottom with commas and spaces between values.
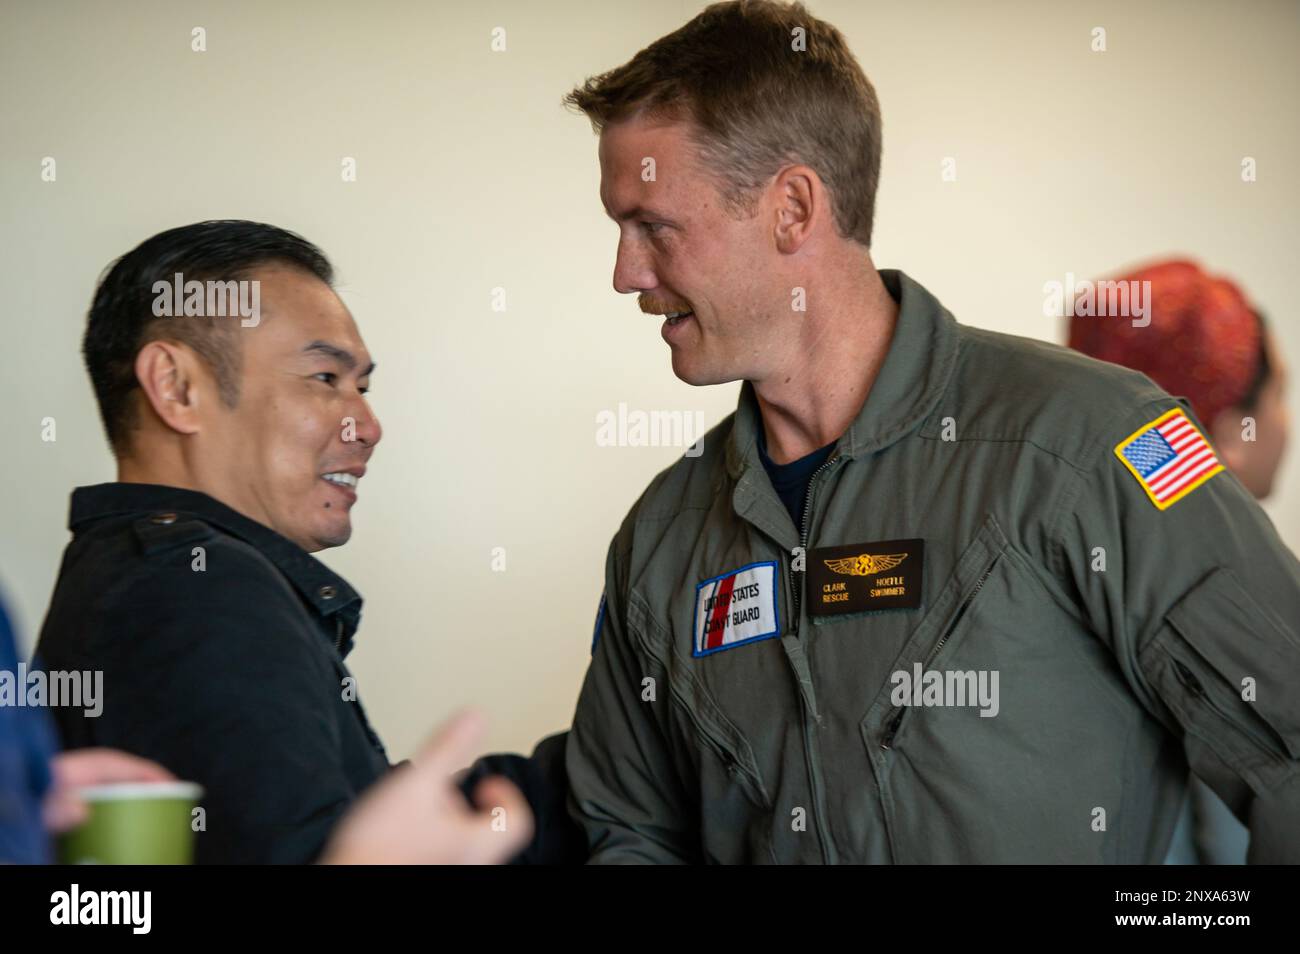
83, 220, 333, 452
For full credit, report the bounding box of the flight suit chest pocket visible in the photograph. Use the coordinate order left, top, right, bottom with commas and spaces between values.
631, 589, 781, 862
862, 514, 1010, 751
627, 590, 771, 811
859, 514, 1018, 862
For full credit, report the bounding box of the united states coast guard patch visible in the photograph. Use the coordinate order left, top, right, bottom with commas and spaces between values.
692, 561, 779, 657
1114, 408, 1224, 510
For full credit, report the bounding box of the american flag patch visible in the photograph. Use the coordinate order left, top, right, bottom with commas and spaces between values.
1114, 408, 1224, 510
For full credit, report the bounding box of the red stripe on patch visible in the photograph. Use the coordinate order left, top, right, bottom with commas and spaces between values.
703, 574, 738, 650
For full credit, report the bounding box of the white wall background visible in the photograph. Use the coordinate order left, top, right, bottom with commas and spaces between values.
1, 0, 1296, 760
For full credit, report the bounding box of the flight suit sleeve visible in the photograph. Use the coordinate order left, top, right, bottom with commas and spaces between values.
1054, 397, 1300, 863
566, 536, 698, 863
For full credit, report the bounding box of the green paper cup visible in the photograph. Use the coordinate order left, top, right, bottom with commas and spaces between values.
57, 781, 204, 865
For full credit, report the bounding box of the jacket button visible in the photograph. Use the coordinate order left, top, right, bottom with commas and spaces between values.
150, 512, 177, 525
318, 585, 337, 600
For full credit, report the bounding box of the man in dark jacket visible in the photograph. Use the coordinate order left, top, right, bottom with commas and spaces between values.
36, 220, 580, 863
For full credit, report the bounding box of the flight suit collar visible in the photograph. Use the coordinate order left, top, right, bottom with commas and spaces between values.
68, 482, 364, 641
726, 268, 959, 478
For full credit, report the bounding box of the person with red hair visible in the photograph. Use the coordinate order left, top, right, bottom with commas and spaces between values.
1069, 260, 1289, 499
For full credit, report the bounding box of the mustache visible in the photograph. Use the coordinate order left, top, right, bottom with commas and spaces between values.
638, 294, 693, 316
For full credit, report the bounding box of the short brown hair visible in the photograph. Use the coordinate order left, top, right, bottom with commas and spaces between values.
565, 0, 883, 247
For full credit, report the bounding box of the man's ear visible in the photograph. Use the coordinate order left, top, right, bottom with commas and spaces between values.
1209, 406, 1246, 472
772, 165, 819, 255
133, 340, 203, 436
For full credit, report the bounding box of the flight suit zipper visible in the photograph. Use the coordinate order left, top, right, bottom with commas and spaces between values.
671, 692, 771, 811
789, 453, 840, 638
1170, 659, 1288, 765
881, 552, 1003, 749
784, 452, 840, 863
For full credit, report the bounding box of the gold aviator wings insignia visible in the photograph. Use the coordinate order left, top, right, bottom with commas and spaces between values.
823, 553, 909, 576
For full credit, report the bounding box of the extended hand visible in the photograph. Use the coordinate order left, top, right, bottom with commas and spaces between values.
324, 709, 534, 865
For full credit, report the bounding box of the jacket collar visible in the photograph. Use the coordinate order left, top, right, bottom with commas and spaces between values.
727, 268, 959, 479
68, 482, 363, 634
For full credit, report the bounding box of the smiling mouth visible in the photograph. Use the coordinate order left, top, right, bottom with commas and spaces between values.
640, 294, 695, 325
322, 472, 359, 490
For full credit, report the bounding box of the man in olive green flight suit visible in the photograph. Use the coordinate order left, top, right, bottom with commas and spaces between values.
562, 0, 1300, 863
